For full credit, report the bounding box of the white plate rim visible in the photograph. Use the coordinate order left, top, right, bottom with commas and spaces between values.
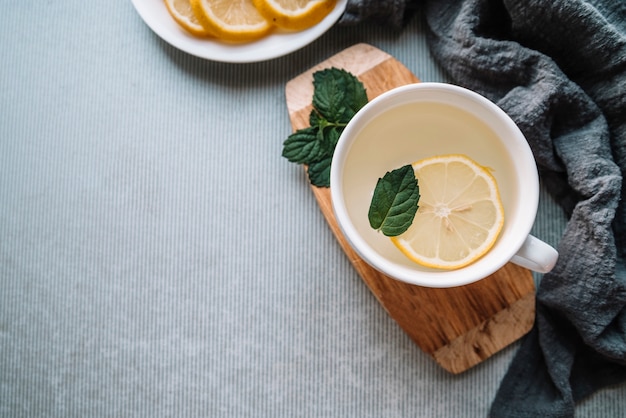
130, 0, 348, 63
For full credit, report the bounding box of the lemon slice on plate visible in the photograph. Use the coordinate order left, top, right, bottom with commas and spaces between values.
252, 0, 337, 31
165, 0, 213, 37
191, 0, 274, 42
392, 154, 504, 270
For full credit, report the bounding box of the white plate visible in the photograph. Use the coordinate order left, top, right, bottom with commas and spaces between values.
131, 0, 347, 63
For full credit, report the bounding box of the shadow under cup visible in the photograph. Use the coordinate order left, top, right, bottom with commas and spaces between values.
330, 83, 540, 288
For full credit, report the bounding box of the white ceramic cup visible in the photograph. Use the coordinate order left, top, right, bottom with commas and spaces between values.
330, 83, 558, 288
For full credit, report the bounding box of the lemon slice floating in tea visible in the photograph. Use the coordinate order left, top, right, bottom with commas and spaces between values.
391, 154, 504, 270
252, 0, 337, 31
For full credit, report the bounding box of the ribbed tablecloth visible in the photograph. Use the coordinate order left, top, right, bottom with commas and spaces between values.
1, 2, 624, 417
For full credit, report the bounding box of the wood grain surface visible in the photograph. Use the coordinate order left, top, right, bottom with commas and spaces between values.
285, 43, 535, 374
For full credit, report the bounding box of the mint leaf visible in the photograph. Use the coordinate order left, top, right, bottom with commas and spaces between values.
341, 70, 369, 120
282, 127, 324, 164
324, 126, 341, 151
307, 157, 332, 187
312, 69, 347, 123
312, 68, 367, 124
368, 165, 420, 237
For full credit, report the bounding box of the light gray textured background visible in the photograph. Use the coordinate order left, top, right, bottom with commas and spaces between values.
1, 2, 625, 417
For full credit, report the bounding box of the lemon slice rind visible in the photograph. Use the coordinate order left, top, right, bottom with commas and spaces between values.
252, 0, 337, 31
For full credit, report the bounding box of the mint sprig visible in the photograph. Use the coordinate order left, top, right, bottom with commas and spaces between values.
368, 165, 420, 237
282, 68, 368, 187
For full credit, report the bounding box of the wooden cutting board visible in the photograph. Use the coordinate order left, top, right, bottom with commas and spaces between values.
285, 43, 536, 374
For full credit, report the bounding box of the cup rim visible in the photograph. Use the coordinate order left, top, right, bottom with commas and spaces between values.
330, 82, 539, 288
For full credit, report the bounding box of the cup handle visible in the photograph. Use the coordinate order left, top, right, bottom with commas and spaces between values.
510, 235, 559, 273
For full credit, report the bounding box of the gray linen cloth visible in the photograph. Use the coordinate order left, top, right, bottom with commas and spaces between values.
340, 1, 626, 417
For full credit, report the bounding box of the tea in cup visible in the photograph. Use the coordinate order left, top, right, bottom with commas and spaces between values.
330, 83, 558, 288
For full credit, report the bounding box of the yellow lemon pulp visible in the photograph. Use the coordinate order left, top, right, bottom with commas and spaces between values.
190, 0, 274, 42
252, 0, 337, 31
164, 0, 212, 37
391, 154, 504, 270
